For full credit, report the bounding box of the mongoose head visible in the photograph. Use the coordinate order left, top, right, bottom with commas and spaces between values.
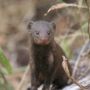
27, 21, 56, 45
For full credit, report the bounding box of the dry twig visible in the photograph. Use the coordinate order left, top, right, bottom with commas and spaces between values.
85, 0, 90, 39
45, 3, 87, 16
16, 65, 30, 90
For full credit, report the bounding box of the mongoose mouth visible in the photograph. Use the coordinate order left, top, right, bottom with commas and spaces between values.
34, 39, 50, 45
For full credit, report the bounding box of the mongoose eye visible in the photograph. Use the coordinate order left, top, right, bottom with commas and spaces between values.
36, 31, 39, 35
47, 31, 51, 35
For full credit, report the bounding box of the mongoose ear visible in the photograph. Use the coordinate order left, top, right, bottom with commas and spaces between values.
27, 21, 34, 30
51, 22, 56, 30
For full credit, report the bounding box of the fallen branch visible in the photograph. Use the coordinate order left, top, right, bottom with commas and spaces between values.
72, 40, 89, 78
62, 56, 86, 90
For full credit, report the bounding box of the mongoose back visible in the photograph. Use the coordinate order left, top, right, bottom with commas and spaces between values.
27, 20, 72, 90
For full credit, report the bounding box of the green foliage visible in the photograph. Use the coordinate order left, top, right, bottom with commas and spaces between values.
58, 0, 64, 2
0, 48, 12, 74
0, 81, 14, 90
60, 39, 73, 59
81, 22, 88, 33
0, 48, 13, 90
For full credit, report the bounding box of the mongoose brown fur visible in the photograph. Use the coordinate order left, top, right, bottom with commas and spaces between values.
27, 20, 72, 90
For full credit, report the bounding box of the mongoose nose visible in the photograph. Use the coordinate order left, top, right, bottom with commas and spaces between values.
41, 38, 49, 44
